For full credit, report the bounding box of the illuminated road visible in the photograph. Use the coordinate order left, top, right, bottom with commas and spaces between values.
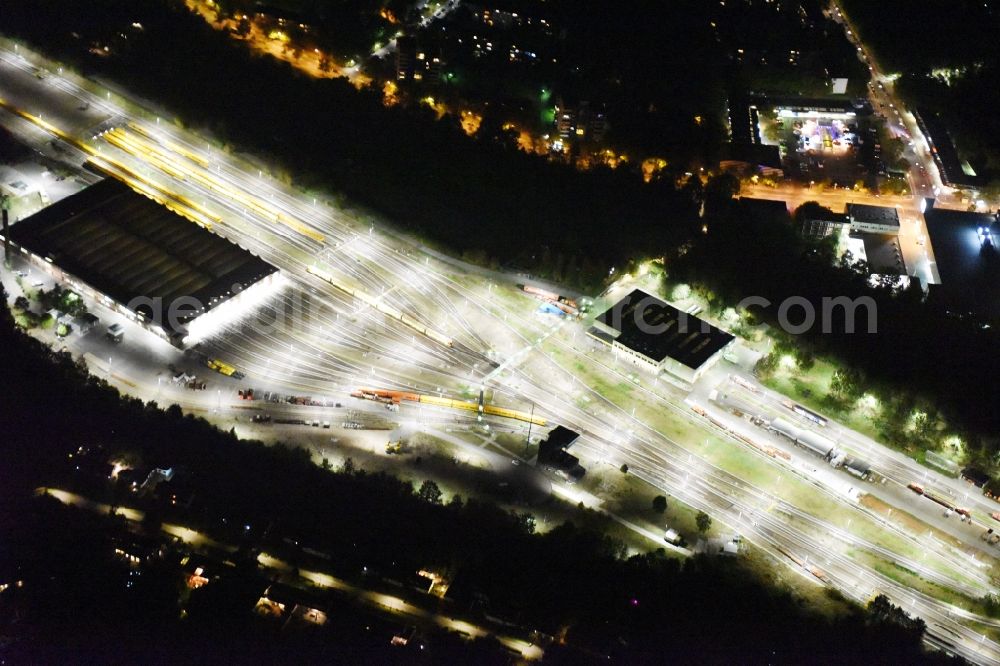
3, 42, 1000, 663
829, 3, 946, 198
38, 487, 542, 659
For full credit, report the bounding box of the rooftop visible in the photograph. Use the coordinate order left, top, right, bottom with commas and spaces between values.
722, 143, 781, 170
544, 425, 580, 451
858, 233, 907, 275
539, 426, 581, 466
596, 289, 734, 369
739, 197, 791, 223
802, 208, 848, 224
923, 202, 1000, 318
914, 108, 984, 189
847, 203, 900, 227
10, 179, 277, 331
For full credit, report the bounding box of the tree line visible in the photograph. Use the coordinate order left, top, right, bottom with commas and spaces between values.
669, 195, 1000, 451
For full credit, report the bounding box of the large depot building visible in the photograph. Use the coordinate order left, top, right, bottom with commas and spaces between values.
588, 289, 735, 383
7, 178, 278, 346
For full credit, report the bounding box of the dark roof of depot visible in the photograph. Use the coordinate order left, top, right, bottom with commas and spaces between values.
803, 208, 847, 224
766, 95, 858, 113
723, 143, 782, 169
10, 179, 277, 328
847, 203, 899, 227
859, 233, 907, 275
739, 197, 790, 223
544, 426, 580, 451
923, 202, 1000, 318
596, 289, 734, 369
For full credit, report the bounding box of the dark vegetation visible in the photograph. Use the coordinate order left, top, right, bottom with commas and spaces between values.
421, 0, 729, 163
215, 0, 414, 59
669, 196, 1000, 449
0, 282, 952, 663
240, 0, 865, 162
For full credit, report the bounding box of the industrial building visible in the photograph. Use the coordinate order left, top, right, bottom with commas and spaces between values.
720, 143, 784, 179
913, 109, 984, 190
846, 203, 900, 235
845, 232, 910, 281
589, 289, 735, 383
800, 209, 848, 239
7, 178, 279, 346
738, 197, 790, 224
922, 200, 1000, 319
537, 425, 585, 482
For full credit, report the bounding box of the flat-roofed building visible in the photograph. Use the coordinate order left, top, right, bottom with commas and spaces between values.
589, 289, 735, 383
846, 203, 900, 235
537, 425, 585, 482
8, 178, 278, 346
801, 210, 848, 239
858, 232, 908, 276
923, 200, 1000, 319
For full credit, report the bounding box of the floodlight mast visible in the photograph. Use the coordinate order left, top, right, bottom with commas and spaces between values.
525, 402, 535, 454
1, 195, 10, 267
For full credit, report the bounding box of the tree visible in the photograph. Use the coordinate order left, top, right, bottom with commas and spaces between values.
793, 346, 815, 372
830, 366, 863, 399
58, 290, 86, 317
983, 593, 1000, 618
793, 200, 836, 229
704, 172, 741, 215
680, 174, 705, 208
38, 285, 63, 311
620, 463, 629, 474
340, 457, 356, 474
652, 495, 668, 513
867, 594, 926, 636
696, 511, 712, 534
418, 479, 442, 504
754, 352, 778, 379
517, 513, 537, 534
876, 122, 907, 171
